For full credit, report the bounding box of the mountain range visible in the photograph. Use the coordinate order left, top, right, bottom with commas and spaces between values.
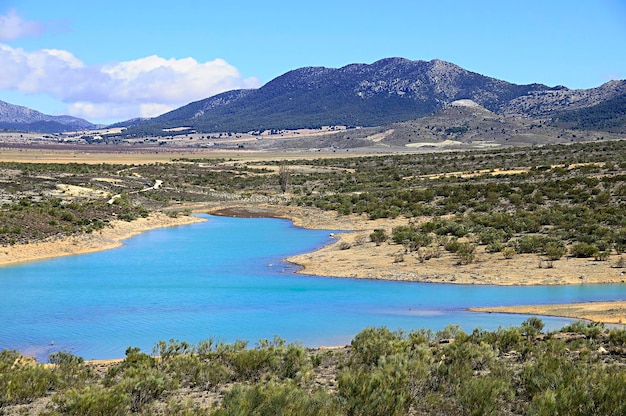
120, 57, 626, 136
0, 100, 94, 133
1, 57, 625, 135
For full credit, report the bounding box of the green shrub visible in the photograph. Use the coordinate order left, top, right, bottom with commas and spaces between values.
544, 242, 567, 261
561, 321, 604, 339
502, 246, 517, 259
391, 225, 432, 252
350, 327, 408, 367
117, 366, 171, 412
594, 251, 610, 261
277, 343, 311, 381
48, 350, 89, 389
53, 385, 128, 416
338, 353, 414, 416
609, 328, 626, 346
105, 346, 171, 412
569, 242, 600, 258
521, 318, 545, 339
445, 238, 462, 253
212, 381, 340, 416
486, 241, 504, 253
456, 242, 476, 265
370, 228, 387, 245
456, 375, 512, 416
0, 353, 57, 406
165, 354, 230, 388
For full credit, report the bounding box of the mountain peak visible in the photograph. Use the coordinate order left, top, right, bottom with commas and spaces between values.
0, 100, 94, 133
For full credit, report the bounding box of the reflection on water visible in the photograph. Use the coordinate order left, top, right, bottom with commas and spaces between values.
1, 214, 624, 361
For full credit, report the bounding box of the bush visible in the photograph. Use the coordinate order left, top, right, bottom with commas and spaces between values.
106, 346, 171, 412
486, 241, 504, 253
456, 243, 476, 265
0, 354, 57, 406
609, 328, 626, 346
117, 366, 171, 412
594, 251, 610, 261
391, 225, 432, 252
502, 247, 517, 259
212, 381, 340, 416
544, 242, 566, 261
370, 228, 387, 245
350, 327, 408, 367
561, 321, 604, 339
53, 385, 128, 416
569, 242, 600, 258
456, 375, 512, 416
338, 353, 414, 416
445, 238, 462, 253
49, 350, 89, 388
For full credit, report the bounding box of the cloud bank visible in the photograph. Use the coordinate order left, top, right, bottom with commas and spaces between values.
0, 43, 261, 121
0, 10, 261, 122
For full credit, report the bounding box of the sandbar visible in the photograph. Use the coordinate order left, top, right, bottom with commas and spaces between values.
470, 301, 626, 325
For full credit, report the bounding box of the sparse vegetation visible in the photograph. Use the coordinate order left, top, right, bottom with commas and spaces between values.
2, 321, 625, 415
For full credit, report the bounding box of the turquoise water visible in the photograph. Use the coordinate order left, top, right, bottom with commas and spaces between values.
1, 214, 625, 361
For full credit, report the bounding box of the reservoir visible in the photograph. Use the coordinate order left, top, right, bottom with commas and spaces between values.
1, 214, 624, 361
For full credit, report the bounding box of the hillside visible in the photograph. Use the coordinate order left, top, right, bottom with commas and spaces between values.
551, 92, 626, 133
121, 58, 553, 135
0, 100, 95, 133
116, 57, 626, 139
259, 100, 616, 151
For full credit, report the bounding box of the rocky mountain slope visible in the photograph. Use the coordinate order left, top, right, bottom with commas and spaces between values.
264, 99, 617, 151
0, 100, 95, 133
121, 57, 626, 136
120, 57, 553, 135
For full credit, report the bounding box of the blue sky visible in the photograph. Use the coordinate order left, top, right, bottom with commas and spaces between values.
1, 0, 625, 124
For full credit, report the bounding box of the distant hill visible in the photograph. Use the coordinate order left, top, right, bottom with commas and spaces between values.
120, 58, 626, 137
550, 92, 626, 133
121, 58, 556, 135
0, 100, 95, 133
273, 100, 615, 151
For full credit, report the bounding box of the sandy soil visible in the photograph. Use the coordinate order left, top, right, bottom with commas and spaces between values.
0, 213, 205, 267
470, 301, 626, 325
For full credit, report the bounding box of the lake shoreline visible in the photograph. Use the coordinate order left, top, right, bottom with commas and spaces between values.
2, 202, 625, 325
0, 212, 206, 267
470, 301, 626, 325
208, 204, 626, 325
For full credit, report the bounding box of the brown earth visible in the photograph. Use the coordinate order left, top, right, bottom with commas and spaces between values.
470, 301, 626, 325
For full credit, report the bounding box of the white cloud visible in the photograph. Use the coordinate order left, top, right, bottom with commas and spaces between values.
0, 42, 261, 122
0, 9, 45, 41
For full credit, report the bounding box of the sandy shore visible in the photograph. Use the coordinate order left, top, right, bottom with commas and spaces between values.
470, 301, 626, 325
207, 204, 626, 325
0, 213, 205, 267
204, 204, 626, 286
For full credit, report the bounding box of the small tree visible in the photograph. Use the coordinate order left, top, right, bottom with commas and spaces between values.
278, 163, 290, 193
370, 229, 388, 245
